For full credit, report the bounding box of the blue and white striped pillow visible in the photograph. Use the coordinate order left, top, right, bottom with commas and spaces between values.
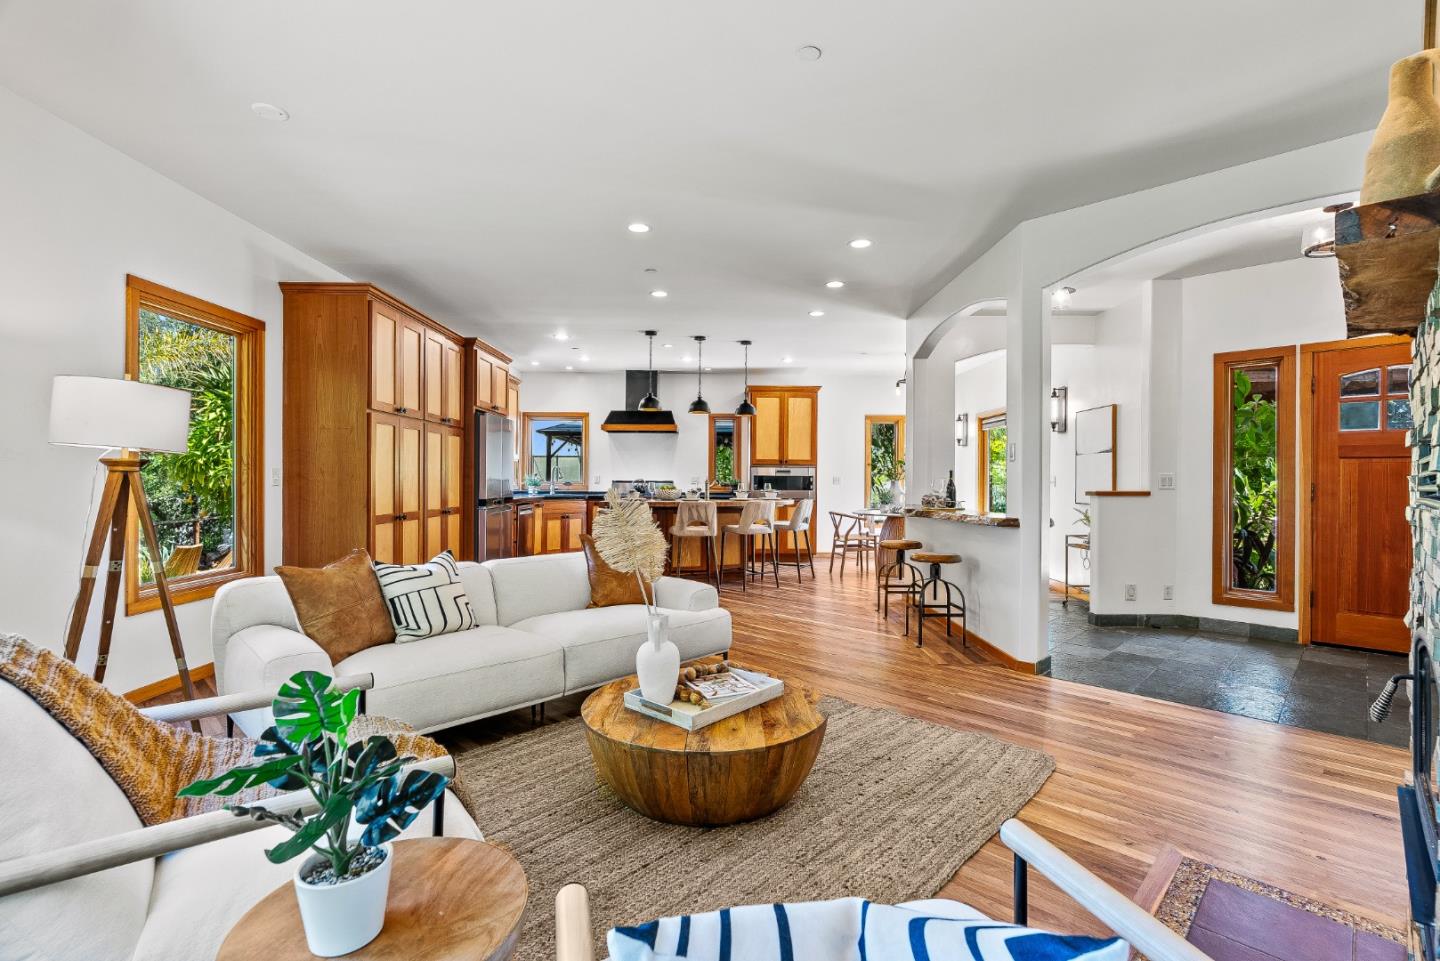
373, 551, 477, 642
608, 897, 1126, 961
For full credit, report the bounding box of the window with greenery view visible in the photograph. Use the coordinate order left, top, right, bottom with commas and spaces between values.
711, 416, 737, 486
1213, 347, 1293, 612
1229, 367, 1278, 592
979, 412, 1007, 514
523, 413, 588, 487
126, 276, 264, 613
865, 416, 905, 507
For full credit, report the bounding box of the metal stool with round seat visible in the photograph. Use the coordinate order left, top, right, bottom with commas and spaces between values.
876, 538, 924, 618
908, 551, 966, 648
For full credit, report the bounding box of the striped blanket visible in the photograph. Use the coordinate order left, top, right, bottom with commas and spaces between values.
608, 897, 1128, 961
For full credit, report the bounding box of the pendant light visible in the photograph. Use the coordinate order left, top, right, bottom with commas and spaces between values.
735, 340, 757, 416
638, 330, 662, 411
688, 336, 711, 414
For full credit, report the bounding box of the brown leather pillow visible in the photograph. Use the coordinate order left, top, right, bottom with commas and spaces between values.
274, 549, 395, 661
582, 534, 650, 608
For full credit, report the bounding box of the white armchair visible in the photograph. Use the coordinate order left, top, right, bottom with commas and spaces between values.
0, 672, 478, 961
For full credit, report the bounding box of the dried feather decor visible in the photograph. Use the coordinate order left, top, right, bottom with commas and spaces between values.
590, 492, 668, 611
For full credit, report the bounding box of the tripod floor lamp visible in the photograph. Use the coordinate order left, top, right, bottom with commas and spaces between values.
50, 375, 197, 699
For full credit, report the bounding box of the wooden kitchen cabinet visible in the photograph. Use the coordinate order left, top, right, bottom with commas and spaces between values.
491, 365, 509, 414
466, 339, 511, 415
506, 375, 521, 422
539, 499, 586, 553
747, 386, 819, 466
514, 501, 541, 556
283, 283, 494, 567
423, 422, 464, 558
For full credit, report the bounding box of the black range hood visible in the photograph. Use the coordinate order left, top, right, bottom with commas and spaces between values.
601, 370, 677, 433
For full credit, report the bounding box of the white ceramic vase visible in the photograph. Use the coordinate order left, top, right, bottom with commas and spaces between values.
292, 844, 393, 957
636, 612, 680, 703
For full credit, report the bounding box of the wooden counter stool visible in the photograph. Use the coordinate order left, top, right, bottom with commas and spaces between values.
722, 500, 780, 591
876, 537, 924, 617
669, 500, 720, 589
909, 551, 966, 648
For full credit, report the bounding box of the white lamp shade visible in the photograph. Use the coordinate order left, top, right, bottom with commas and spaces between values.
49, 376, 192, 452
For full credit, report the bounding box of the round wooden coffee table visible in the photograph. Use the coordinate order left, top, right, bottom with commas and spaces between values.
580, 669, 826, 826
217, 837, 527, 961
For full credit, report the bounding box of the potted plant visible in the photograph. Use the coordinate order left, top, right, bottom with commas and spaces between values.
590, 492, 674, 701
179, 672, 448, 957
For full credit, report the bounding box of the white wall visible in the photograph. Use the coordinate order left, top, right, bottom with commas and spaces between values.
518, 368, 905, 551
0, 87, 347, 693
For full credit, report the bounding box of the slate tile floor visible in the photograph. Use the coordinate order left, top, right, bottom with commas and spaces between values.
1045, 599, 1410, 747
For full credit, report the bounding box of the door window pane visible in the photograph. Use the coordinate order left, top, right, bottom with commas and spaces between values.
712, 417, 736, 485
136, 307, 237, 583
1388, 399, 1414, 430
1339, 401, 1381, 431
986, 425, 1008, 514
1229, 366, 1278, 594
868, 420, 900, 506
1339, 368, 1381, 397
1387, 366, 1412, 395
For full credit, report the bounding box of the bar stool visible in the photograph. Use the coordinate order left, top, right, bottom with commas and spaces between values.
876, 537, 924, 616
669, 500, 720, 590
776, 499, 816, 582
908, 551, 966, 648
721, 500, 779, 591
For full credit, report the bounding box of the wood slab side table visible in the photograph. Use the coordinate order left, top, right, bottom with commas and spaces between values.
217, 837, 526, 961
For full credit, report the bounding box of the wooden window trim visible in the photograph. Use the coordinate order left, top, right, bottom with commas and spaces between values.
521, 411, 590, 490
976, 409, 1006, 514
1212, 345, 1295, 612
708, 413, 740, 489
863, 414, 905, 506
124, 275, 265, 615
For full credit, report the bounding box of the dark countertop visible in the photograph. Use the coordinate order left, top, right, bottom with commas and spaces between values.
903, 507, 1020, 528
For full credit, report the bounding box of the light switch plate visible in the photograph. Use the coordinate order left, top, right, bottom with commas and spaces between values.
272, 467, 282, 487
1158, 473, 1176, 490
1124, 584, 1137, 602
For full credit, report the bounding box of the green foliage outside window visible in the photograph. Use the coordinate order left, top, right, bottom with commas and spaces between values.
713, 440, 736, 485
868, 422, 904, 507
986, 426, 1008, 514
137, 309, 237, 581
1230, 369, 1279, 592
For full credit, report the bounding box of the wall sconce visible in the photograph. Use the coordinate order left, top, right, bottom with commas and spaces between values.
955, 412, 969, 447
895, 377, 906, 397
1050, 386, 1068, 432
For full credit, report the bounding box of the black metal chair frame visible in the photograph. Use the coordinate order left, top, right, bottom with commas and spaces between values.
876, 547, 925, 619
909, 560, 966, 649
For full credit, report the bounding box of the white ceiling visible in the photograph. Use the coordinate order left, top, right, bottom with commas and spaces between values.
0, 1, 1415, 372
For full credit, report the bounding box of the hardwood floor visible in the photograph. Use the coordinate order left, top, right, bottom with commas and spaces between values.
148, 560, 1409, 936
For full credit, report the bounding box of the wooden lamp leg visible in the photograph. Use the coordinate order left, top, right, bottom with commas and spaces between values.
130, 477, 197, 702
92, 482, 129, 684
62, 467, 126, 663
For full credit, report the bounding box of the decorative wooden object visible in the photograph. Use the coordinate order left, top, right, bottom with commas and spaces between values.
1360, 50, 1440, 205
580, 666, 825, 826
62, 452, 196, 706
1335, 189, 1440, 336
216, 838, 527, 961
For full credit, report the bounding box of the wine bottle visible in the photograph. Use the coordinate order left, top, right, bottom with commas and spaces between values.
945, 469, 956, 508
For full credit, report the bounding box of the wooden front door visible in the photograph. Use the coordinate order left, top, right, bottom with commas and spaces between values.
1310, 340, 1411, 653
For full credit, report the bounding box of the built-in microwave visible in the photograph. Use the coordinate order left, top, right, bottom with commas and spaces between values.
750, 467, 816, 497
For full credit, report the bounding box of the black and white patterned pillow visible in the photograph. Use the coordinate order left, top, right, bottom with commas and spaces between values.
373, 551, 478, 642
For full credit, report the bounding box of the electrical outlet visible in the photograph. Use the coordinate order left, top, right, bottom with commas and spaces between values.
1163, 585, 1174, 601
1158, 473, 1176, 491
1124, 584, 1137, 602
271, 467, 282, 487
833, 475, 842, 485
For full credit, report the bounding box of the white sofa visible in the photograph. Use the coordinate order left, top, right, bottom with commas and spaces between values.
211, 553, 732, 735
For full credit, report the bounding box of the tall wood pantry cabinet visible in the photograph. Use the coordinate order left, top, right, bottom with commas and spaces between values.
280, 283, 510, 568
746, 385, 819, 558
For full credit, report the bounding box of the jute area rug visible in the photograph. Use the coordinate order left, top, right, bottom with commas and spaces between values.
450, 696, 1055, 961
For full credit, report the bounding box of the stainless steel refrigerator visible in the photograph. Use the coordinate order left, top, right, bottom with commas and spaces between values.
473, 410, 515, 562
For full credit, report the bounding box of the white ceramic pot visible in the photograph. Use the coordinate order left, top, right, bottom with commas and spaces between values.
636, 612, 680, 703
292, 844, 393, 957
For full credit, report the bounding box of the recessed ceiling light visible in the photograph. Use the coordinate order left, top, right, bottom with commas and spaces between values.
808, 310, 825, 317
704, 367, 712, 372
565, 365, 574, 371
782, 356, 794, 364
849, 238, 872, 249
553, 331, 570, 341
628, 223, 651, 233
826, 280, 845, 288
796, 45, 823, 61
682, 355, 693, 363
650, 289, 668, 298
530, 360, 540, 366
579, 354, 590, 362
663, 343, 673, 348
250, 102, 289, 122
